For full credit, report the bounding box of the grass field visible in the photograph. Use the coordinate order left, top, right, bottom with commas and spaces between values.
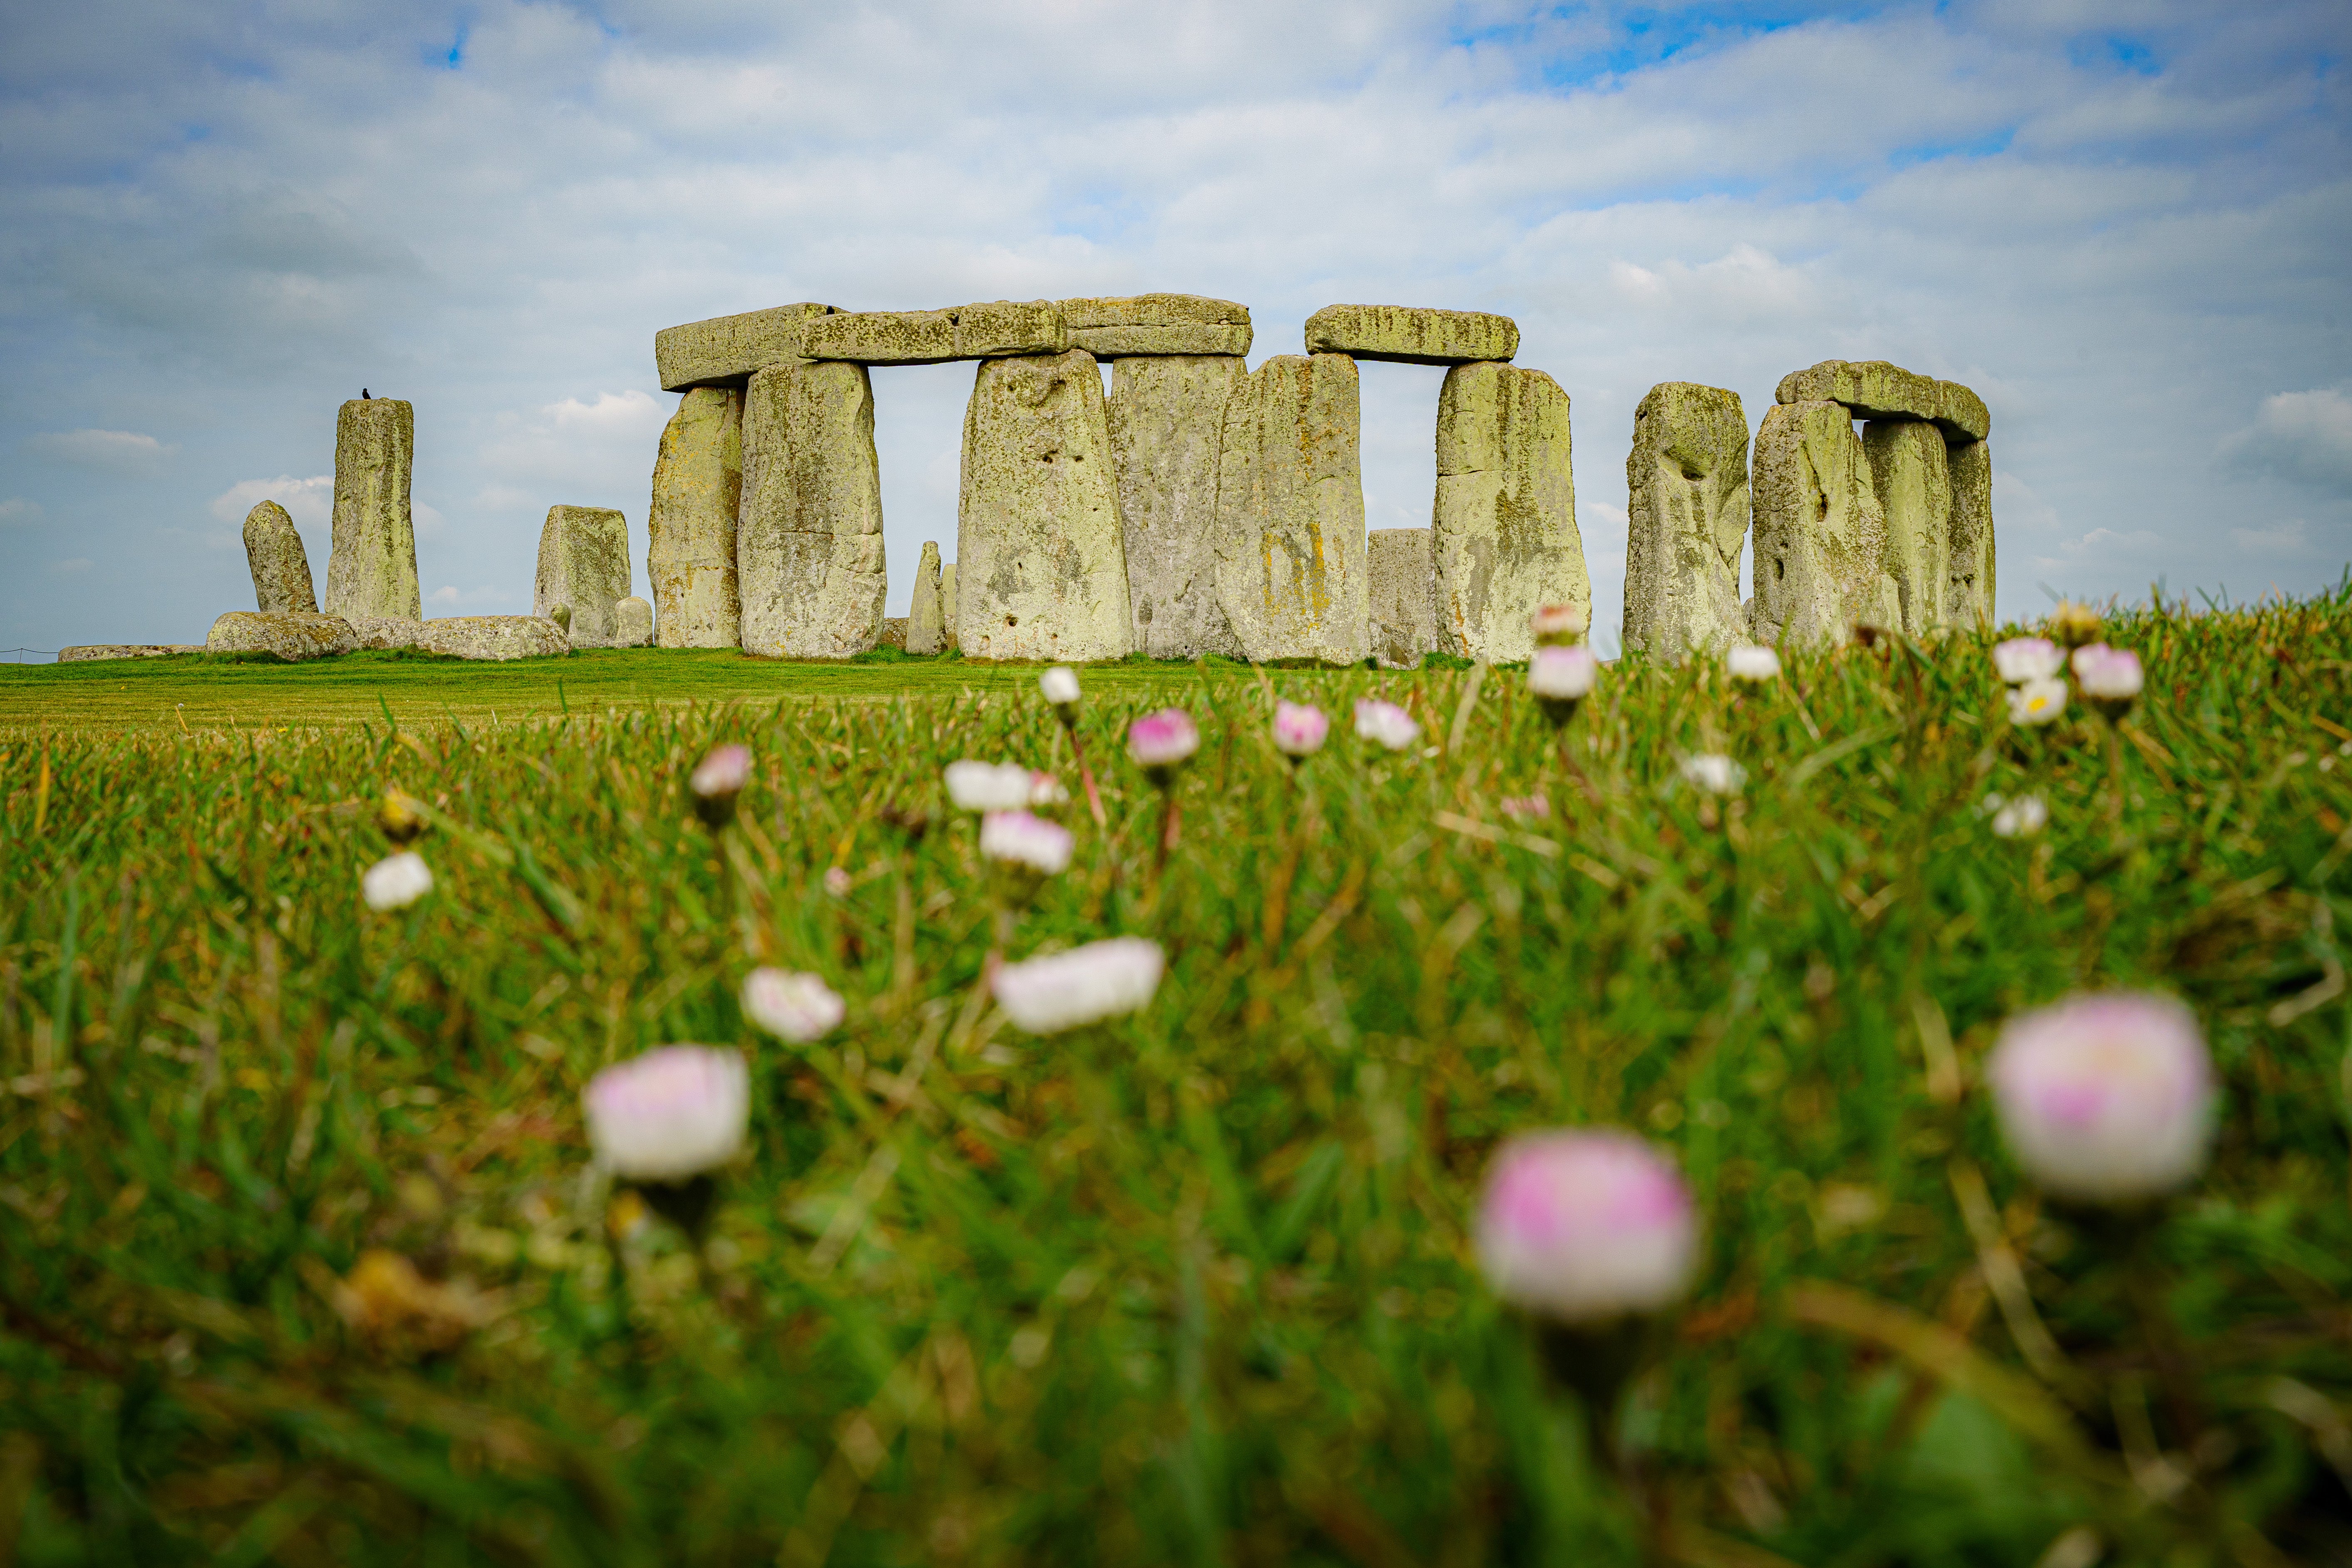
3, 590, 2351, 1565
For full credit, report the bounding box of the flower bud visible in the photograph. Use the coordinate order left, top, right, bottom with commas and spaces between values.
741, 967, 845, 1043
2047, 600, 2103, 648
1027, 772, 1070, 810
361, 851, 434, 911
1528, 646, 1598, 726
689, 744, 751, 827
1476, 1130, 1700, 1323
1530, 603, 1589, 646
1127, 709, 1200, 783
2070, 643, 2143, 718
583, 1046, 750, 1182
1986, 992, 2215, 1204
377, 788, 428, 846
944, 760, 1036, 813
1272, 700, 1329, 759
1678, 753, 1744, 795
1725, 644, 1781, 683
1989, 793, 2049, 838
2006, 677, 2067, 727
979, 810, 1074, 876
992, 937, 1165, 1035
1500, 794, 1549, 823
1040, 665, 1082, 716
1991, 636, 2064, 685
1353, 698, 1421, 752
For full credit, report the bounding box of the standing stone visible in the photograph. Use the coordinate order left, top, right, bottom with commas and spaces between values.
1432, 363, 1585, 664
323, 399, 420, 622
1945, 438, 1996, 631
1108, 354, 1247, 658
242, 500, 318, 615
738, 360, 888, 659
1212, 353, 1368, 665
1622, 383, 1750, 662
648, 385, 744, 648
535, 506, 632, 647
1366, 529, 1436, 668
614, 596, 654, 647
1862, 421, 1952, 639
956, 350, 1132, 662
940, 562, 958, 651
1750, 401, 1899, 647
906, 541, 947, 655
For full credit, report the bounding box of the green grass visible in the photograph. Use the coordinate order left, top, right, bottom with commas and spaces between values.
3, 588, 2351, 1565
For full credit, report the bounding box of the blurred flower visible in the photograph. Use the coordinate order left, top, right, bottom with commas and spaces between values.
742, 967, 845, 1043
2071, 644, 2143, 718
992, 937, 1165, 1035
1354, 698, 1421, 751
1992, 636, 2064, 685
1027, 771, 1070, 809
362, 852, 434, 911
2047, 600, 2103, 648
1991, 794, 2049, 838
1500, 794, 1550, 823
1528, 646, 1599, 700
1475, 1129, 1699, 1322
1040, 666, 1082, 709
377, 788, 427, 846
583, 1046, 750, 1182
1725, 644, 1781, 683
1273, 700, 1330, 759
823, 866, 853, 897
945, 759, 1035, 813
690, 744, 751, 827
1679, 754, 1745, 795
1987, 993, 2215, 1203
1531, 603, 1589, 646
1128, 709, 1200, 782
980, 810, 1074, 875
2007, 677, 2068, 727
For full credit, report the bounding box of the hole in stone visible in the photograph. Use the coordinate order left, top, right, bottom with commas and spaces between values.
1005, 615, 1018, 627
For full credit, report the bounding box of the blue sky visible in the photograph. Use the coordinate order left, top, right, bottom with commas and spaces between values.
2, 0, 2347, 654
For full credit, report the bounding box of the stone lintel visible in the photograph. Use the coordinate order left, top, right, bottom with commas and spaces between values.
1073, 323, 1253, 357
656, 304, 840, 392
1773, 360, 1990, 442
1304, 304, 1518, 365
1058, 294, 1250, 329
802, 301, 1069, 365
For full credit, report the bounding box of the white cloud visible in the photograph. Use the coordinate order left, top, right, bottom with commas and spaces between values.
209, 474, 333, 529
24, 429, 177, 471
2217, 388, 2352, 494
0, 498, 42, 526
475, 391, 671, 509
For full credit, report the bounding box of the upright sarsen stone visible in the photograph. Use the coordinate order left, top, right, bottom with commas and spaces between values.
243, 500, 318, 615
738, 360, 888, 659
1108, 354, 1246, 658
1623, 383, 1750, 662
1212, 353, 1367, 665
1367, 528, 1436, 668
614, 596, 654, 647
648, 385, 744, 648
1750, 400, 1898, 647
940, 562, 958, 651
1862, 420, 1951, 639
323, 398, 420, 622
957, 350, 1132, 661
1432, 363, 1584, 663
1945, 438, 1996, 631
906, 540, 947, 655
535, 506, 632, 647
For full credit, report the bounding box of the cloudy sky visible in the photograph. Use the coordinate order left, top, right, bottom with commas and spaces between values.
2, 0, 2347, 656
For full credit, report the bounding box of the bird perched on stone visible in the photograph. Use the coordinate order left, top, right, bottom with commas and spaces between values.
362, 388, 371, 399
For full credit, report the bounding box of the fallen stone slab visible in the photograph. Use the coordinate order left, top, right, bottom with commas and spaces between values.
648, 385, 745, 648
656, 303, 840, 392
58, 645, 204, 663
324, 398, 421, 622
1213, 353, 1368, 664
534, 505, 633, 648
1945, 438, 1996, 632
803, 301, 1067, 365
615, 596, 654, 647
413, 616, 571, 661
1862, 420, 1952, 639
1623, 383, 1751, 663
1304, 305, 1518, 366
1063, 295, 1252, 358
346, 617, 421, 650
1108, 354, 1247, 658
1750, 400, 1899, 647
1367, 528, 1436, 669
206, 611, 360, 662
906, 541, 947, 656
1774, 360, 1989, 443
243, 500, 318, 615
738, 360, 888, 659
1432, 363, 1586, 663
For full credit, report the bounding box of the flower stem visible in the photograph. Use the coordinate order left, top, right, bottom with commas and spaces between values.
1155, 787, 1181, 876
1069, 728, 1108, 829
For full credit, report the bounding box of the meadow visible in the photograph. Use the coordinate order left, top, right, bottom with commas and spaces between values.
2, 591, 2349, 1566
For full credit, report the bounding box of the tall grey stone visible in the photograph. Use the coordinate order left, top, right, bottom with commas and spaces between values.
1862, 420, 1952, 639
1750, 400, 1898, 648
323, 398, 420, 622
907, 540, 947, 655
1432, 363, 1585, 664
1623, 383, 1750, 662
535, 506, 632, 648
738, 360, 888, 659
1212, 353, 1368, 665
242, 499, 318, 615
1946, 438, 1996, 631
1366, 529, 1436, 668
940, 562, 958, 651
1108, 354, 1246, 658
648, 385, 743, 648
956, 350, 1132, 661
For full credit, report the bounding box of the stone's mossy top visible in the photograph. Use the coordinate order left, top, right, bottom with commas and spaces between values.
1304, 305, 1519, 365
1059, 294, 1248, 328
1775, 360, 1991, 443
656, 304, 840, 392
802, 301, 1068, 365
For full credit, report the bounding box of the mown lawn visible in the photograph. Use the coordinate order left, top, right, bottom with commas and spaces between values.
2, 589, 2350, 1565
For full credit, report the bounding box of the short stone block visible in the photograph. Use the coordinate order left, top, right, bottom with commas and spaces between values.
1774, 360, 1989, 442
206, 611, 359, 662
413, 617, 571, 661
1367, 528, 1436, 669
534, 506, 633, 648
656, 304, 839, 392
1304, 305, 1518, 365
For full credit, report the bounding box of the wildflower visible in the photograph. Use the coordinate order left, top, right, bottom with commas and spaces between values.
979, 810, 1074, 876
2047, 600, 2103, 648
1354, 698, 1421, 752
377, 788, 427, 845
1476, 1129, 1699, 1322
823, 866, 853, 897
1990, 794, 2049, 838
992, 937, 1165, 1035
1040, 665, 1082, 714
1725, 644, 1781, 683
2071, 643, 2143, 718
945, 759, 1035, 813
1272, 700, 1330, 760
362, 851, 434, 911
1500, 794, 1550, 823
1028, 772, 1070, 809
689, 744, 751, 828
583, 1046, 750, 1183
1986, 993, 2215, 1204
1679, 754, 1745, 795
1531, 603, 1589, 646
741, 967, 845, 1043
2007, 677, 2067, 727
1042, 668, 1108, 825
1127, 709, 1200, 781
1991, 636, 2064, 685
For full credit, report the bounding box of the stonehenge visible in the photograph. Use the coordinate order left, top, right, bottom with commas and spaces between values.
1108, 353, 1247, 658
1367, 529, 1436, 668
1213, 354, 1369, 665
323, 397, 421, 623
1432, 363, 1585, 663
243, 500, 318, 615
647, 385, 744, 648
615, 596, 654, 648
206, 611, 362, 662
1623, 384, 1751, 661
737, 359, 888, 659
906, 541, 947, 656
534, 505, 632, 647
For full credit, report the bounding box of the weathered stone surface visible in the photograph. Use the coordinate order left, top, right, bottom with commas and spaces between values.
1623, 383, 1751, 662
1063, 296, 1251, 358
940, 562, 958, 650
614, 596, 654, 647
243, 500, 318, 614
1774, 360, 1989, 443
879, 617, 908, 651
1367, 529, 1436, 669
1431, 363, 1585, 663
413, 617, 570, 661
1304, 305, 1518, 366
1750, 400, 1899, 647
534, 506, 632, 648
206, 611, 358, 662
323, 399, 420, 622
957, 350, 1132, 661
346, 617, 420, 651
1945, 438, 1996, 632
1108, 354, 1246, 659
1072, 323, 1253, 357
648, 385, 744, 648
1212, 353, 1367, 664
738, 360, 888, 659
906, 541, 947, 656
656, 304, 838, 392
58, 645, 202, 662
953, 300, 1066, 359
802, 301, 1067, 365
1862, 420, 1952, 638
